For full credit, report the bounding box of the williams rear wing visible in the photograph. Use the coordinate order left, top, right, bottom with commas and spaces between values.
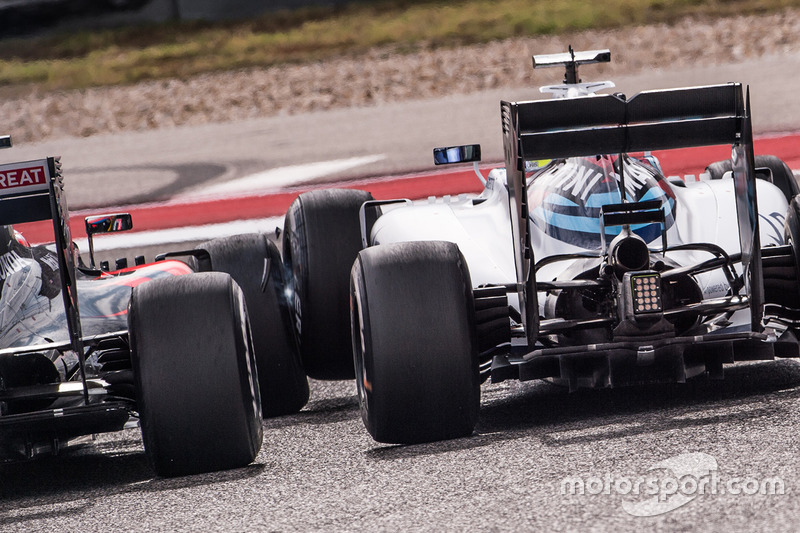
501, 83, 761, 346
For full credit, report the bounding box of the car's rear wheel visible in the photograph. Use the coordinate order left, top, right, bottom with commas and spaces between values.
774, 196, 800, 310
351, 241, 480, 444
196, 234, 309, 417
130, 273, 262, 477
283, 188, 374, 380
705, 155, 799, 202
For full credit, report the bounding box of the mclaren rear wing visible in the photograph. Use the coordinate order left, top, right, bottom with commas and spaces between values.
501, 83, 762, 346
0, 155, 88, 398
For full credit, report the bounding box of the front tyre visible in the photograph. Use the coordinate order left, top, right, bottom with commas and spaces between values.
351, 241, 480, 444
130, 273, 262, 477
706, 154, 799, 202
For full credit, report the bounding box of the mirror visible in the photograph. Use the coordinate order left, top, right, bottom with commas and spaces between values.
433, 144, 481, 165
754, 167, 773, 184
83, 213, 133, 270
85, 213, 133, 235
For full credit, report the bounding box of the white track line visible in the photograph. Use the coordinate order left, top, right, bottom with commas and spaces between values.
185, 154, 385, 198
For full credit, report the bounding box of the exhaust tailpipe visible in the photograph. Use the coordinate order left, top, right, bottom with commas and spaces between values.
608, 230, 650, 277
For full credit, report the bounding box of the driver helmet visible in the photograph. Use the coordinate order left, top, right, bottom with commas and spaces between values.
527, 155, 676, 250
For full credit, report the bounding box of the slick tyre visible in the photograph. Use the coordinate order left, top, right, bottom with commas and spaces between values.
130, 273, 262, 477
777, 196, 800, 309
283, 188, 374, 380
705, 155, 799, 202
351, 241, 480, 444
704, 159, 731, 181
197, 234, 309, 417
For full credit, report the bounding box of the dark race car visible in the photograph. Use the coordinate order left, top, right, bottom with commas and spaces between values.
0, 136, 307, 476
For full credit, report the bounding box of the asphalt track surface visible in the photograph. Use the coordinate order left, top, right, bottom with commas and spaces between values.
3, 53, 800, 532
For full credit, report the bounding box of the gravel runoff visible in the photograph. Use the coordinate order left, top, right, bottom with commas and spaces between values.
3, 9, 800, 143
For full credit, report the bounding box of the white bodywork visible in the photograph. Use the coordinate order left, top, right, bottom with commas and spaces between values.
371, 60, 791, 329
369, 166, 790, 314
371, 169, 516, 288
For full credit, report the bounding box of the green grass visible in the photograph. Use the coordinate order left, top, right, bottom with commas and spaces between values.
1, 0, 798, 91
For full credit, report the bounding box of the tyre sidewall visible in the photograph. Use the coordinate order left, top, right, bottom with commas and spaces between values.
352, 241, 479, 444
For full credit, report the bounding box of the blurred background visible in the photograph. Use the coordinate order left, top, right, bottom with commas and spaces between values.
4, 1, 800, 144
3, 0, 800, 255
0, 0, 356, 34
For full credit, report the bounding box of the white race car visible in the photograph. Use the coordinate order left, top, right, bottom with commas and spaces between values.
281, 49, 800, 444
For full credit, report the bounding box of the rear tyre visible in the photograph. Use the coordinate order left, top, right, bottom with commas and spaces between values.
351, 241, 480, 444
705, 155, 799, 202
777, 196, 800, 308
197, 234, 309, 417
130, 273, 262, 477
757, 155, 800, 201
283, 188, 374, 380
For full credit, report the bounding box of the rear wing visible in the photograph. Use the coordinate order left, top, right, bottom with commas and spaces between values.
501, 83, 762, 345
0, 157, 87, 396
507, 84, 746, 158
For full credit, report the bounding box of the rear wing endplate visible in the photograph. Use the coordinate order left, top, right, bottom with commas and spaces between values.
501, 83, 762, 346
0, 157, 87, 398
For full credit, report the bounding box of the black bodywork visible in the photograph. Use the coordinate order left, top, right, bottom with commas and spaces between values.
0, 154, 193, 461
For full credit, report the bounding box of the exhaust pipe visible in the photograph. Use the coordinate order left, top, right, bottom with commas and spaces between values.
608, 229, 650, 277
